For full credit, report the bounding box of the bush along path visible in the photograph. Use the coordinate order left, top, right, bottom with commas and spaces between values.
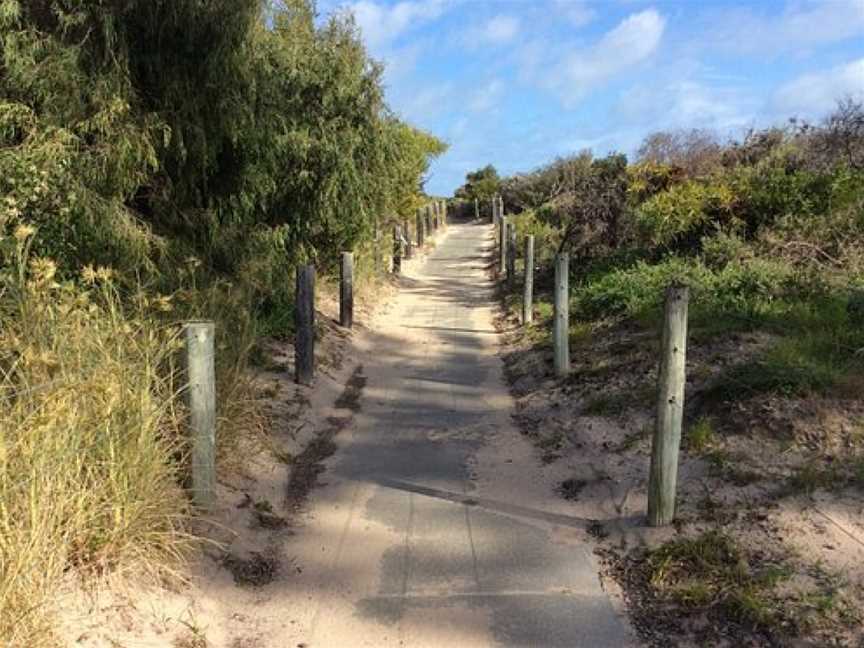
472, 106, 864, 647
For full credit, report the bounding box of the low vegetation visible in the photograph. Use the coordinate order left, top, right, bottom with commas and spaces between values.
475, 99, 864, 644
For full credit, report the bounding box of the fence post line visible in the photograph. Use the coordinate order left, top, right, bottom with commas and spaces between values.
523, 235, 534, 325
499, 217, 507, 275
184, 321, 216, 509
553, 253, 570, 377
340, 252, 353, 328
507, 223, 516, 285
647, 283, 690, 527
295, 264, 315, 386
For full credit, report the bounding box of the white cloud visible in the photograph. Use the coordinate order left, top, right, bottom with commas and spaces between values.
699, 1, 864, 56
773, 58, 864, 117
346, 0, 448, 50
462, 14, 521, 48
527, 9, 666, 106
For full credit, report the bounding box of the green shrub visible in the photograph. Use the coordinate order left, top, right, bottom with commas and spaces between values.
701, 231, 752, 270
634, 180, 737, 249
511, 208, 561, 266
577, 257, 713, 318
711, 259, 796, 318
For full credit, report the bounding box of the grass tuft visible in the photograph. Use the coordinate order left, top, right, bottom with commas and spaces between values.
0, 258, 193, 645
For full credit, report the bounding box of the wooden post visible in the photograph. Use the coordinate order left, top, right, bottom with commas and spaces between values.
425, 205, 432, 235
295, 264, 315, 385
499, 217, 507, 275
404, 219, 413, 258
340, 253, 353, 328
416, 209, 424, 247
499, 196, 504, 221
507, 223, 516, 285
647, 284, 690, 527
184, 321, 216, 509
393, 226, 402, 274
553, 253, 570, 377
474, 198, 479, 221
523, 235, 534, 325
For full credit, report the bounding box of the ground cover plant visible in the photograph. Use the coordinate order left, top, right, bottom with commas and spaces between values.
476, 99, 864, 645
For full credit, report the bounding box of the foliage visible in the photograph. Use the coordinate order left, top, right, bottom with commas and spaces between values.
634, 178, 737, 250
454, 164, 500, 202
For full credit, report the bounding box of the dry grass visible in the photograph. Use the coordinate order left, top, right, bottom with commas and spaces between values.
0, 237, 193, 645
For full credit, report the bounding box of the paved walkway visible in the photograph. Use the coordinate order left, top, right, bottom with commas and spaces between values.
286, 219, 633, 647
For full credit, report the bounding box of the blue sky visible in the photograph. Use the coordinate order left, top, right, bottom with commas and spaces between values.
316, 0, 864, 196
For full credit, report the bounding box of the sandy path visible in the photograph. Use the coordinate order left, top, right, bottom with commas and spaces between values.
266, 218, 634, 647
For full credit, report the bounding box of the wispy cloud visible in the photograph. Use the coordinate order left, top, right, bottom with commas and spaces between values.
468, 79, 504, 113
552, 0, 595, 28
696, 1, 864, 56
773, 58, 864, 117
616, 74, 757, 132
522, 9, 666, 106
462, 14, 521, 48
343, 0, 449, 50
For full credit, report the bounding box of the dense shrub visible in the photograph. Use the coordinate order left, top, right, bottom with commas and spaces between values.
635, 179, 737, 249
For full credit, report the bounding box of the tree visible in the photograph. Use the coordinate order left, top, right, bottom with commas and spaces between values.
455, 164, 500, 201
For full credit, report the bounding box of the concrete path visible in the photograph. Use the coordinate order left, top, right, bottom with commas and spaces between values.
286, 219, 634, 647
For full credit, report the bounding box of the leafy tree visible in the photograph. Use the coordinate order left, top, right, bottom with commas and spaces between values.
455, 164, 500, 201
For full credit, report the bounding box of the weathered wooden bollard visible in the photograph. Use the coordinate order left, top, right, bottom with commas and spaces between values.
474, 198, 479, 221
416, 209, 424, 247
404, 219, 413, 258
647, 284, 690, 527
426, 205, 433, 234
340, 252, 353, 328
499, 217, 507, 275
507, 224, 516, 284
523, 235, 534, 325
295, 264, 315, 386
393, 226, 402, 274
185, 321, 216, 509
553, 253, 570, 377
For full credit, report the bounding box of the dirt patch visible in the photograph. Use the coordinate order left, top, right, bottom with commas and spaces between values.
222, 551, 281, 587
558, 478, 588, 501
286, 365, 366, 513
